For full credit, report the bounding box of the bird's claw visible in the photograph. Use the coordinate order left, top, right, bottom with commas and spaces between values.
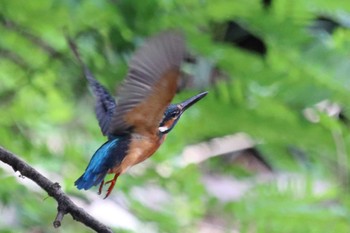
98, 180, 104, 195
99, 173, 120, 199
104, 180, 116, 199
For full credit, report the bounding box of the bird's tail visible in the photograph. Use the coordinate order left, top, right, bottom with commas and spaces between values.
74, 138, 126, 190
75, 171, 106, 190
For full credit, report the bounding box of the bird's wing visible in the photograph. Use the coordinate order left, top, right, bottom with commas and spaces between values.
108, 31, 186, 135
68, 38, 117, 136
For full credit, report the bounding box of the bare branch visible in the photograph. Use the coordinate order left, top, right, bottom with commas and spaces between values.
0, 14, 62, 58
0, 146, 113, 233
0, 48, 30, 69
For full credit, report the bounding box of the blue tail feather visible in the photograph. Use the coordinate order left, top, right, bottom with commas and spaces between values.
75, 136, 130, 190
75, 171, 105, 190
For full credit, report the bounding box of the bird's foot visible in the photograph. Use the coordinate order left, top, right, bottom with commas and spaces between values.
103, 173, 120, 199
98, 180, 105, 195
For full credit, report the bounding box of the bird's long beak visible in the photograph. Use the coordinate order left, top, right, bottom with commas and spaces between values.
179, 91, 208, 112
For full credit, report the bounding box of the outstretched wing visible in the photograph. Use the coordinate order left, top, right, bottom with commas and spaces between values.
68, 38, 116, 136
108, 31, 186, 136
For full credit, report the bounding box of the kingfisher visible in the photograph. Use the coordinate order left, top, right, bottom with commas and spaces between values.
69, 31, 207, 198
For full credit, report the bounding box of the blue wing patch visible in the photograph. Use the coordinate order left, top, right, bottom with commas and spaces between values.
75, 135, 130, 190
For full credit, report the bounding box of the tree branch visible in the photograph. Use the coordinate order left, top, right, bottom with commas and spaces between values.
0, 48, 30, 70
0, 146, 113, 233
0, 15, 62, 58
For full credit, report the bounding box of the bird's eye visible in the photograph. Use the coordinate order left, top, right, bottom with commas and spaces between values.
171, 111, 179, 118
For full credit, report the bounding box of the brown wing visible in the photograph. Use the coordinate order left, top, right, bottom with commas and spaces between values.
108, 31, 186, 136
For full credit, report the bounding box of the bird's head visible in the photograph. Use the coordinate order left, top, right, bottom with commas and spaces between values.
158, 91, 208, 134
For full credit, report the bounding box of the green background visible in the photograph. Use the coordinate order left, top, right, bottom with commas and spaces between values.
1, 0, 350, 232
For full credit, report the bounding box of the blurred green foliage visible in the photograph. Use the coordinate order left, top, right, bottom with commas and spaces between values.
1, 0, 350, 232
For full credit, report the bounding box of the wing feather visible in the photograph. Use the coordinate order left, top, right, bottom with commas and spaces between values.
108, 31, 185, 135
68, 37, 116, 136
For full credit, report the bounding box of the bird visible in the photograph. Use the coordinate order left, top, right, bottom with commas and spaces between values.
68, 31, 208, 198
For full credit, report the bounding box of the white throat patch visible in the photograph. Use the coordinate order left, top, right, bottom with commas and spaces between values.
159, 126, 169, 133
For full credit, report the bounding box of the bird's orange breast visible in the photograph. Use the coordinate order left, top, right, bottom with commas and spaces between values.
110, 133, 166, 174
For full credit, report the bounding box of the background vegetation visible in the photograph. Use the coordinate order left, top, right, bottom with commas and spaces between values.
1, 0, 350, 232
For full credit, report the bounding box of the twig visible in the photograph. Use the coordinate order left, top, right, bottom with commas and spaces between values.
0, 146, 113, 233
0, 48, 30, 69
0, 15, 62, 58
332, 130, 349, 189
54, 206, 66, 228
